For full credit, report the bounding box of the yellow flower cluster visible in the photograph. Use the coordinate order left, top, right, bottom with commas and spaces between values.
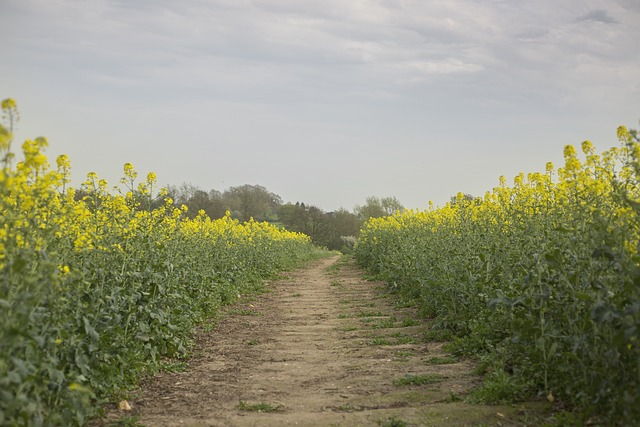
355, 126, 640, 424
0, 99, 309, 273
359, 131, 639, 261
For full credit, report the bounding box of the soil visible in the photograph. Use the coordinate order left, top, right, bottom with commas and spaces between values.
99, 256, 546, 427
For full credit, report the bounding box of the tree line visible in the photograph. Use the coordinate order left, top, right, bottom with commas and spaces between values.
163, 183, 404, 252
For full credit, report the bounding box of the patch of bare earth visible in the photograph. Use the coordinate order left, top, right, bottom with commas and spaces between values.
100, 256, 543, 426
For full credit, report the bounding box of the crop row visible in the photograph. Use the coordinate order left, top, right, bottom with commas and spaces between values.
355, 128, 640, 425
0, 99, 319, 426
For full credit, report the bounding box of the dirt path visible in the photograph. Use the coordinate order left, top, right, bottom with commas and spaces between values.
109, 256, 540, 426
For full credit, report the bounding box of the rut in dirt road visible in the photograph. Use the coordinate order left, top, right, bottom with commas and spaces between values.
106, 256, 535, 427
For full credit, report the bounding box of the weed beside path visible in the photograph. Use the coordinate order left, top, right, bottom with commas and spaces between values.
99, 256, 550, 427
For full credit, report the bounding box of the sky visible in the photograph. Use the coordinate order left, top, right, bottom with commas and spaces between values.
1, 0, 639, 211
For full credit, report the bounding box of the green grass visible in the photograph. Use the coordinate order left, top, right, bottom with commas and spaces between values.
393, 299, 415, 309
325, 255, 351, 275
377, 416, 409, 427
423, 328, 454, 342
250, 285, 273, 295
466, 369, 530, 405
393, 373, 445, 386
356, 311, 386, 318
367, 318, 397, 329
394, 350, 417, 361
158, 359, 189, 373
401, 318, 419, 327
335, 403, 360, 412
443, 391, 463, 402
237, 401, 282, 412
353, 302, 377, 308
369, 337, 394, 346
389, 331, 410, 338
396, 336, 417, 344
425, 356, 458, 365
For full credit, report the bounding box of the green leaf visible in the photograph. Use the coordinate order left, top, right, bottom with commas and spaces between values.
135, 332, 150, 342
83, 317, 99, 341
10, 357, 29, 376
547, 342, 558, 359
11, 256, 27, 273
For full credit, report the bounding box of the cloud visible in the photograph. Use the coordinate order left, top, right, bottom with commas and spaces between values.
577, 9, 619, 24
2, 0, 640, 211
4, 0, 638, 107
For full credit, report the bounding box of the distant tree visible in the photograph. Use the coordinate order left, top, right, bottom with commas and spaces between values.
380, 196, 404, 216
354, 196, 404, 219
279, 204, 361, 251
323, 208, 360, 251
278, 202, 309, 232
331, 208, 361, 238
223, 184, 282, 222
186, 189, 210, 216
187, 189, 226, 219
306, 205, 330, 244
165, 183, 200, 207
207, 190, 226, 218
278, 203, 326, 245
165, 183, 225, 219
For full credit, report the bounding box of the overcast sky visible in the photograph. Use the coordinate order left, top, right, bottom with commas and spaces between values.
2, 0, 639, 211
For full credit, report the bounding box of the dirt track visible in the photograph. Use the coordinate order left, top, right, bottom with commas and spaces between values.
104, 256, 540, 426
